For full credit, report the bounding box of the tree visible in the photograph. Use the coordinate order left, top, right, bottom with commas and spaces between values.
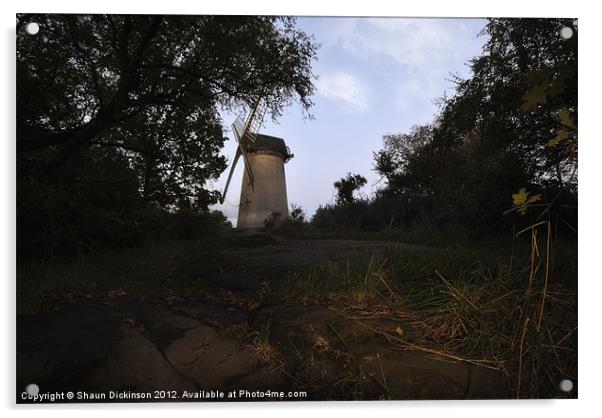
334, 173, 367, 206
373, 124, 434, 200
435, 18, 577, 189
17, 14, 318, 209
373, 18, 577, 231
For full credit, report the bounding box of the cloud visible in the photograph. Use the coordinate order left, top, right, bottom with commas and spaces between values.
317, 17, 485, 113
316, 71, 369, 112
325, 18, 481, 68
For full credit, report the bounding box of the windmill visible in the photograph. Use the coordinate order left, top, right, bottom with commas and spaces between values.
220, 100, 293, 229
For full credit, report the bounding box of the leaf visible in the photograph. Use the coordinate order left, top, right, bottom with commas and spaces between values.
512, 188, 529, 207
521, 83, 548, 112
395, 326, 404, 337
548, 128, 569, 147
314, 335, 330, 351
559, 107, 576, 129
512, 188, 542, 215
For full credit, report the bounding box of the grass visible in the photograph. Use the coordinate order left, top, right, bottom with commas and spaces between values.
270, 228, 577, 399
17, 239, 226, 314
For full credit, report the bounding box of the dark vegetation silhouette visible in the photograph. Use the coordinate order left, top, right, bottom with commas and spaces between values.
17, 14, 318, 257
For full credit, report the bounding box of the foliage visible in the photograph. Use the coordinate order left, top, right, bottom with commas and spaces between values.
17, 150, 233, 258
368, 18, 577, 236
264, 204, 310, 237
289, 203, 306, 224
509, 188, 542, 216
16, 14, 317, 256
334, 172, 367, 206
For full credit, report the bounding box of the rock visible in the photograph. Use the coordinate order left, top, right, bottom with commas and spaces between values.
17, 301, 121, 393
173, 303, 248, 329
110, 302, 201, 349
82, 325, 194, 394
165, 325, 261, 390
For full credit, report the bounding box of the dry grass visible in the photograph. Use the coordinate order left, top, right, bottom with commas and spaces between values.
272, 226, 577, 398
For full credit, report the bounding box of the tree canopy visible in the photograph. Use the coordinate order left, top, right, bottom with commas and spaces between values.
17, 14, 318, 255
17, 14, 317, 208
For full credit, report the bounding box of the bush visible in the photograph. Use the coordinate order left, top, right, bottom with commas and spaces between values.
17, 173, 232, 260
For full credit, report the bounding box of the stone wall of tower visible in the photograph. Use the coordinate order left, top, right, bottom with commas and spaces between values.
237, 150, 289, 229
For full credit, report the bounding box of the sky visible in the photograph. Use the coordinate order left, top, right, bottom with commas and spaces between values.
210, 17, 489, 225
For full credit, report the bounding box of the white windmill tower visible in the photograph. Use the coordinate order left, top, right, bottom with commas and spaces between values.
220, 101, 293, 229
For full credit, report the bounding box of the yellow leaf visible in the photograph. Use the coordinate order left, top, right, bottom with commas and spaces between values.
395, 326, 404, 337
521, 83, 547, 112
548, 129, 569, 147
512, 188, 541, 216
512, 188, 529, 207
559, 107, 576, 129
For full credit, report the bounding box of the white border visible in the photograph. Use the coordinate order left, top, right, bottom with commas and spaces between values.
2, 1, 600, 417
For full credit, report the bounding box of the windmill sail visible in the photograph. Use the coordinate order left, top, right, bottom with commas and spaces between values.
220, 146, 241, 204
220, 101, 266, 203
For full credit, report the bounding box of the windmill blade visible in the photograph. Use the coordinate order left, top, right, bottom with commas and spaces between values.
240, 99, 268, 143
232, 117, 245, 142
220, 146, 242, 203
246, 99, 268, 140
227, 100, 265, 195
239, 144, 255, 190
231, 120, 256, 190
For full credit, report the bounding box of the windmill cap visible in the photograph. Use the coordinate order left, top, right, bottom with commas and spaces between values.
249, 133, 291, 159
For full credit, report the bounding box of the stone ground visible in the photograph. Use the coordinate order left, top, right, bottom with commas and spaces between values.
17, 238, 508, 402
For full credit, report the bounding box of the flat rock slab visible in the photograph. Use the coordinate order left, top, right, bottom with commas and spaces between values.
164, 325, 265, 391
109, 301, 201, 349
172, 303, 248, 329
82, 324, 195, 395
17, 300, 279, 402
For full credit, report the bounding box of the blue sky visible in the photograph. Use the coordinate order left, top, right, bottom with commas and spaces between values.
211, 17, 488, 225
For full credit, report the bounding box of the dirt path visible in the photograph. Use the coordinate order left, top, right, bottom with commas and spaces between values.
224, 238, 427, 267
